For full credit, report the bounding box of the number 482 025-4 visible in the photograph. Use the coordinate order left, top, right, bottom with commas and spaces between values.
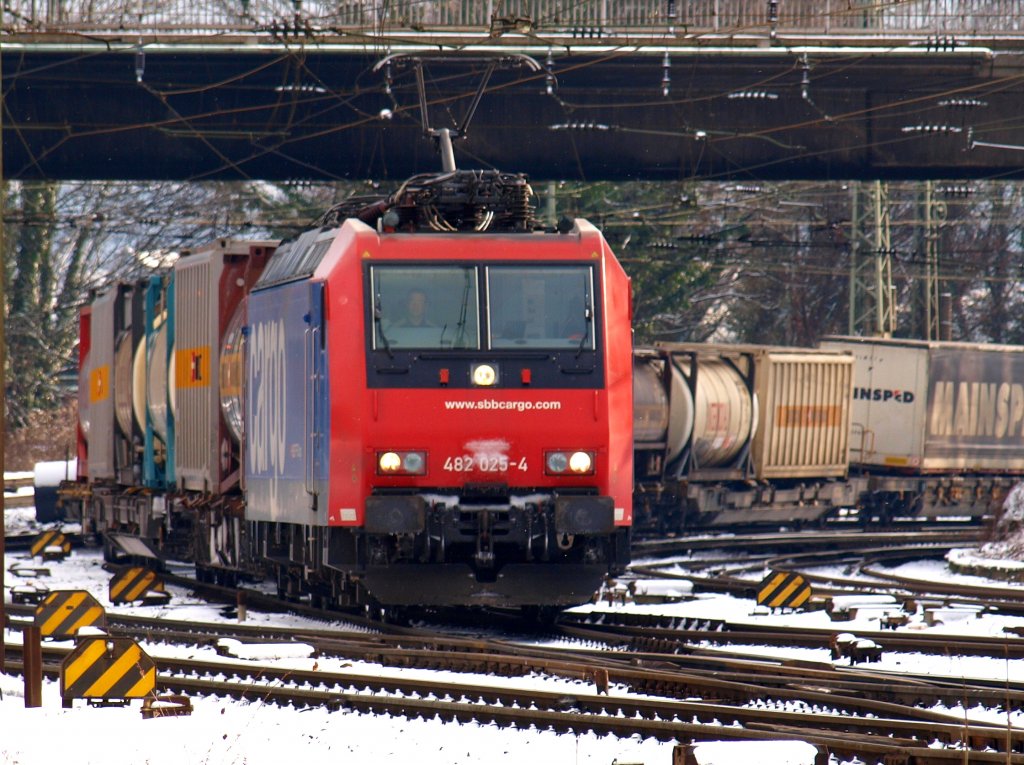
442, 455, 528, 472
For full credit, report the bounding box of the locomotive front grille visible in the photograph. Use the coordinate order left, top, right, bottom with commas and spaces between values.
363, 491, 615, 574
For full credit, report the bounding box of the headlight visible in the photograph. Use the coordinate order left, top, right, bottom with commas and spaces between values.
545, 450, 596, 476
545, 452, 568, 474
568, 451, 593, 473
402, 452, 424, 473
471, 363, 498, 387
377, 450, 427, 475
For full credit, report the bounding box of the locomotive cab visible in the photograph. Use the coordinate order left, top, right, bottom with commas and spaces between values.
358, 249, 630, 606
245, 170, 633, 610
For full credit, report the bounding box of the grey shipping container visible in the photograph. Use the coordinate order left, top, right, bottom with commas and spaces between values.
174, 239, 276, 492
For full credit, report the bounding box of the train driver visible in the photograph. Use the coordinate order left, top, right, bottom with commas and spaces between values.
394, 288, 436, 328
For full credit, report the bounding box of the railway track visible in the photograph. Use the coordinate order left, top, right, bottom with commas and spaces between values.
629, 531, 1024, 614
5, 609, 1024, 764
6, 527, 1024, 764
631, 527, 985, 560
0, 525, 983, 563
560, 610, 1024, 663
9, 646, 1019, 764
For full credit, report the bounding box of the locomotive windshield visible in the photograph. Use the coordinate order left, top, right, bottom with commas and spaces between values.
372, 266, 480, 350
487, 266, 594, 350
369, 264, 596, 352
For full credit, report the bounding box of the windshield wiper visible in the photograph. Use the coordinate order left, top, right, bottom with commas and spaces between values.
453, 270, 472, 347
374, 294, 394, 359
575, 294, 592, 359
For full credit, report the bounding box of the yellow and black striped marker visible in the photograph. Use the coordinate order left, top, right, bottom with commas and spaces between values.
757, 571, 812, 610
34, 590, 106, 639
30, 530, 71, 559
109, 567, 167, 604
60, 637, 156, 704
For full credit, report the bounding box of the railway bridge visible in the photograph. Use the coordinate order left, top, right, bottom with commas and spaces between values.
3, 1, 1024, 181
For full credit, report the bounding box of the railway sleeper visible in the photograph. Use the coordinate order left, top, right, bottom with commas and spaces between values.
830, 632, 883, 664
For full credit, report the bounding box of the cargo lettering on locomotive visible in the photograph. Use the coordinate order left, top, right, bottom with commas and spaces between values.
248, 317, 288, 476
442, 399, 563, 412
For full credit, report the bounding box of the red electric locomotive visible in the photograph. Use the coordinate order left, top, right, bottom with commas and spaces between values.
65, 166, 631, 616
61, 56, 631, 616
246, 169, 633, 612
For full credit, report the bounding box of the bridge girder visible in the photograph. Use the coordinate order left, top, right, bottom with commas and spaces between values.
3, 38, 1024, 182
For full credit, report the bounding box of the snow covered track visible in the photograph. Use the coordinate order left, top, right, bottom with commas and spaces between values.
562, 611, 1024, 662
7, 536, 1024, 763
6, 598, 1024, 762
6, 634, 1024, 763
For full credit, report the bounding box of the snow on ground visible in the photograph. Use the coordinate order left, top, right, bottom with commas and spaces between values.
6, 496, 1024, 764
0, 673, 677, 765
1, 541, 677, 764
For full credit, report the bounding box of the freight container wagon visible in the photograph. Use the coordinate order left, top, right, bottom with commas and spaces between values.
820, 336, 1022, 520
634, 343, 860, 529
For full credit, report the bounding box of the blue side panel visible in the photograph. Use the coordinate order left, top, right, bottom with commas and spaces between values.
245, 278, 317, 523
308, 281, 330, 501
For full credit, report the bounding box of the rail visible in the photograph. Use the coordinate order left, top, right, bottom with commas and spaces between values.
3, 1, 1024, 40
6, 608, 1024, 762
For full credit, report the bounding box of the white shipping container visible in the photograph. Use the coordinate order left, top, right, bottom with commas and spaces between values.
820, 336, 1024, 473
